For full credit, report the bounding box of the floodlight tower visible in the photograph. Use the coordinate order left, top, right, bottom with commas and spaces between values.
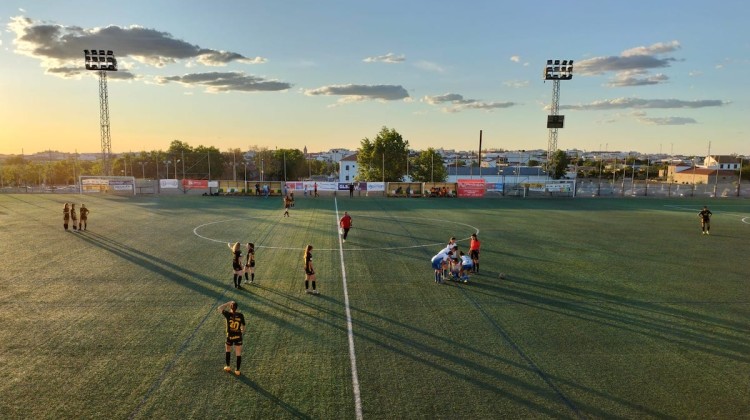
543, 59, 574, 166
83, 49, 118, 176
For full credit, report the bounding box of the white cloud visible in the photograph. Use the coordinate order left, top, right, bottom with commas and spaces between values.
8, 16, 266, 77
503, 80, 529, 88
575, 41, 683, 89
304, 84, 409, 102
510, 55, 520, 63
157, 72, 291, 92
363, 52, 405, 63
560, 97, 727, 111
606, 72, 669, 87
635, 115, 698, 125
422, 93, 517, 113
413, 60, 445, 73
621, 40, 680, 57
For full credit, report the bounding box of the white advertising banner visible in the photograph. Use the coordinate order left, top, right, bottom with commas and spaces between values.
160, 179, 179, 189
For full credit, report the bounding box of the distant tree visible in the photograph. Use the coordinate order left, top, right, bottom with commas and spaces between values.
550, 150, 570, 179
528, 159, 540, 167
409, 148, 447, 183
356, 126, 409, 181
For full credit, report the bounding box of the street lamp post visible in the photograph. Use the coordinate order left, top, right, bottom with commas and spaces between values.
597, 149, 603, 196
692, 158, 697, 197
139, 161, 145, 179
243, 162, 248, 193
737, 157, 743, 197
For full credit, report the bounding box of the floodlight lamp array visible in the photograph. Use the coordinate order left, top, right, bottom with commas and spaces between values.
544, 59, 573, 80
84, 49, 118, 71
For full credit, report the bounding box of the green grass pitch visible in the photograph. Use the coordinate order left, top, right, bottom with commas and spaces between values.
0, 193, 748, 419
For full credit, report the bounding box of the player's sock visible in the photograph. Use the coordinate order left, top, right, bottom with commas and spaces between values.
225, 352, 231, 366
312, 281, 316, 290
305, 280, 309, 290
251, 273, 254, 281
236, 355, 242, 371
245, 272, 249, 280
233, 275, 238, 287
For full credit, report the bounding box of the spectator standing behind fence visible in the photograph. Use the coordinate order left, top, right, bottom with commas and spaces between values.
314, 182, 319, 197
349, 183, 354, 197
255, 183, 260, 196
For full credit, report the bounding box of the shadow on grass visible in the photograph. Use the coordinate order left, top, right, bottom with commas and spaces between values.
236, 375, 312, 419
76, 231, 224, 301
491, 276, 750, 362
255, 286, 581, 417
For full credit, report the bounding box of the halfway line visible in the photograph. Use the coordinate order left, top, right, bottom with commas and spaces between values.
334, 198, 363, 420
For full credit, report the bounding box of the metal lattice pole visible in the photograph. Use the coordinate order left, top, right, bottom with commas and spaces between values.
547, 79, 560, 164
84, 49, 117, 176
98, 70, 113, 176
543, 59, 573, 175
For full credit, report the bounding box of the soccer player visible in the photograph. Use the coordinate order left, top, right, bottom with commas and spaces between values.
313, 182, 319, 197
244, 243, 256, 284
78, 204, 90, 231
431, 249, 453, 284
339, 211, 352, 242
469, 233, 480, 273
698, 206, 713, 235
449, 256, 462, 280
442, 237, 457, 254
283, 195, 292, 217
218, 300, 246, 376
70, 203, 78, 231
228, 242, 243, 288
63, 203, 70, 231
459, 251, 473, 283
303, 244, 318, 294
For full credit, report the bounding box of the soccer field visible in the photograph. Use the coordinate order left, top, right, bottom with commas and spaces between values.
0, 194, 748, 419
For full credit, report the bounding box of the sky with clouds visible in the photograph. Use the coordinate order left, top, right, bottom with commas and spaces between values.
1, 0, 747, 156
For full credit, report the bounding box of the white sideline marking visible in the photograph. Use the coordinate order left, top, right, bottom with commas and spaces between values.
335, 198, 363, 420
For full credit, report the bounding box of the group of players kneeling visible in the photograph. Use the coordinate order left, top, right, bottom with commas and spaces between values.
431, 233, 480, 284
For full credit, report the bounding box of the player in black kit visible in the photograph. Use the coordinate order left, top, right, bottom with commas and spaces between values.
228, 242, 243, 288
218, 301, 246, 376
698, 206, 713, 235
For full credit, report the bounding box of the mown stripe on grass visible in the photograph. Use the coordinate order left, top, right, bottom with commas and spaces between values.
129, 290, 229, 419
463, 291, 584, 419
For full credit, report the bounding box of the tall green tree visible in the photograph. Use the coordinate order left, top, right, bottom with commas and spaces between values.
409, 148, 447, 182
549, 149, 570, 179
356, 126, 409, 181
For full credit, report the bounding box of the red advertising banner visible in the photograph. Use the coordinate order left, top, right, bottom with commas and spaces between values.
182, 179, 208, 189
457, 179, 486, 198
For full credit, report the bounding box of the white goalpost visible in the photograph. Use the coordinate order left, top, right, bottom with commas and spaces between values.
79, 176, 136, 195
